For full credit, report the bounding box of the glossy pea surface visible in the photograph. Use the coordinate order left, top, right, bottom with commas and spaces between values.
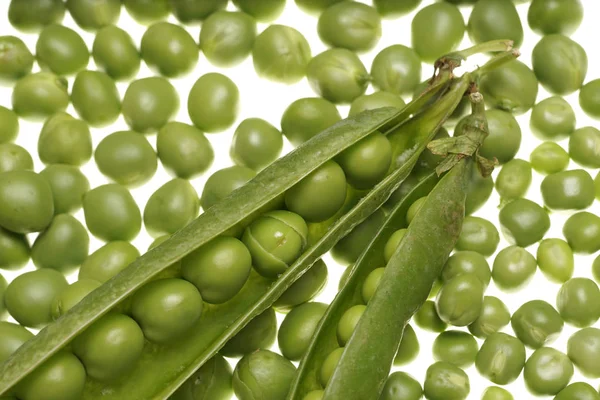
481, 109, 521, 164
414, 300, 447, 333
92, 25, 140, 80
50, 279, 100, 320
221, 308, 277, 357
144, 178, 198, 237
8, 0, 65, 32
528, 0, 583, 36
201, 166, 256, 210
499, 198, 550, 247
275, 259, 328, 311
442, 251, 491, 287
424, 361, 470, 400
0, 35, 34, 82
123, 77, 179, 134
554, 382, 600, 400
337, 304, 366, 346
476, 332, 526, 385
39, 164, 88, 216
511, 300, 563, 349
71, 70, 121, 127
78, 241, 140, 283
337, 132, 392, 190
370, 45, 421, 95
171, 355, 233, 400
495, 159, 532, 202
468, 296, 511, 338
36, 24, 89, 75
456, 216, 499, 256
557, 278, 600, 327
541, 169, 594, 210
563, 212, 600, 254
331, 209, 386, 266
278, 302, 327, 361
230, 118, 283, 171
141, 22, 198, 78
123, 0, 170, 24
0, 106, 18, 144
188, 73, 239, 133
530, 96, 576, 141
467, 0, 523, 48
0, 226, 30, 271
318, 1, 381, 52
319, 347, 344, 387
537, 238, 574, 283
281, 97, 341, 146
0, 321, 33, 363
492, 245, 537, 291
436, 273, 484, 327
569, 127, 600, 168
0, 143, 33, 173
481, 386, 514, 400
384, 229, 407, 264
394, 323, 419, 366
362, 267, 384, 303
530, 142, 570, 174
157, 122, 214, 179
379, 371, 422, 400
579, 79, 600, 119
38, 112, 92, 166
411, 3, 465, 64
432, 330, 478, 368
67, 0, 121, 30
233, 349, 296, 400
524, 347, 573, 396
170, 0, 227, 23
12, 72, 69, 120
200, 11, 256, 68
567, 327, 600, 378
480, 60, 538, 115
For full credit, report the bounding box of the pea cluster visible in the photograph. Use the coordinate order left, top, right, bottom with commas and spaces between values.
1, 0, 600, 399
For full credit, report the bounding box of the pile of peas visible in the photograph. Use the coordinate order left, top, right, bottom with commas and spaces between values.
1, 0, 600, 399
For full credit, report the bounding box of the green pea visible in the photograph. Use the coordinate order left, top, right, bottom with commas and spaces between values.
0, 226, 30, 271
295, 0, 344, 14
532, 34, 587, 95
369, 45, 421, 96
38, 112, 92, 166
424, 361, 470, 400
141, 22, 198, 78
275, 259, 328, 311
524, 347, 573, 396
394, 324, 420, 366
567, 328, 600, 378
0, 107, 18, 147
337, 132, 392, 190
123, 0, 170, 24
123, 77, 179, 134
83, 184, 141, 242
12, 72, 69, 120
71, 70, 121, 127
442, 251, 491, 287
0, 36, 34, 83
530, 96, 576, 140
536, 238, 574, 283
362, 268, 385, 303
468, 296, 511, 339
303, 390, 324, 400
331, 209, 386, 266
579, 79, 600, 120
188, 73, 239, 133
528, 0, 583, 35
465, 167, 494, 215
414, 300, 447, 333
319, 347, 344, 387
0, 170, 54, 234
555, 382, 600, 400
66, 0, 121, 30
253, 25, 311, 84
307, 48, 369, 104
384, 229, 407, 264
530, 141, 570, 175
201, 166, 256, 210
373, 0, 422, 18
92, 25, 141, 81
495, 159, 532, 202
432, 330, 478, 368
499, 198, 550, 247
230, 118, 283, 171
411, 3, 465, 64
0, 321, 33, 363
476, 332, 526, 385
541, 169, 595, 210
467, 0, 523, 48
157, 122, 214, 179
480, 60, 538, 115
557, 278, 600, 328
480, 109, 521, 164
456, 216, 499, 256
569, 126, 600, 168
406, 196, 426, 225
233, 349, 296, 400
281, 97, 341, 146
50, 279, 100, 320
436, 274, 484, 327
15, 351, 85, 400
349, 92, 405, 118
39, 164, 89, 215
221, 308, 277, 358
144, 179, 198, 238
171, 355, 233, 400
379, 371, 422, 400
511, 300, 564, 349
0, 143, 33, 173
232, 0, 284, 21
481, 386, 514, 400
170, 0, 228, 23
8, 0, 65, 32
278, 302, 327, 361
36, 24, 89, 76
79, 241, 139, 283
32, 214, 89, 273
199, 11, 256, 68
563, 212, 600, 254
318, 1, 381, 52
0, 273, 6, 317
4, 269, 68, 328
337, 304, 366, 346
593, 255, 600, 284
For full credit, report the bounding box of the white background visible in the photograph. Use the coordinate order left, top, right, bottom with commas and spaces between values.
2, 0, 600, 398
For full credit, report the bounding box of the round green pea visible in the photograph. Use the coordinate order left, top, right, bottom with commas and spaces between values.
38, 112, 92, 166
384, 229, 407, 264
337, 304, 366, 346
188, 73, 239, 133
480, 60, 538, 115
8, 0, 65, 32
66, 0, 121, 30
318, 1, 381, 52
331, 209, 386, 266
373, 0, 421, 18
569, 126, 600, 168
123, 77, 179, 134
141, 22, 198, 78
557, 278, 600, 328
467, 0, 523, 48
393, 324, 419, 366
563, 212, 600, 254
456, 216, 499, 256
303, 390, 324, 400
370, 45, 421, 96
495, 159, 532, 202
274, 259, 328, 311
465, 167, 494, 215
221, 308, 277, 357
0, 106, 18, 145
171, 355, 233, 400
0, 170, 54, 234
12, 72, 69, 120
123, 0, 170, 24
379, 371, 422, 400
230, 118, 283, 171
71, 70, 121, 127
432, 330, 478, 368
528, 0, 583, 36
481, 109, 521, 164
200, 11, 256, 67
278, 302, 327, 361
0, 36, 34, 82
295, 0, 344, 14
349, 92, 405, 117
536, 238, 574, 283
131, 278, 203, 344
414, 300, 447, 333
499, 198, 550, 247
567, 327, 600, 378
511, 300, 564, 349
79, 241, 139, 283
0, 143, 33, 173
15, 351, 85, 400
92, 25, 141, 80
442, 251, 491, 287
36, 24, 89, 75
50, 279, 100, 320
307, 48, 369, 104
541, 169, 594, 210
476, 332, 526, 385
579, 79, 600, 119
319, 347, 344, 387
411, 3, 465, 64
4, 269, 68, 328
524, 347, 573, 396
530, 96, 576, 140
424, 361, 470, 400
436, 274, 484, 327
281, 97, 341, 146
233, 349, 296, 400
481, 387, 514, 400
201, 166, 256, 210
39, 164, 89, 215
83, 184, 141, 242
170, 0, 227, 23
0, 321, 33, 363
243, 210, 308, 278
253, 25, 311, 84
532, 34, 587, 95
157, 122, 214, 179
232, 0, 285, 21
555, 382, 600, 400
0, 226, 30, 271
362, 268, 385, 303
468, 296, 511, 339
144, 178, 198, 238
336, 132, 392, 190
406, 196, 427, 225
530, 142, 570, 174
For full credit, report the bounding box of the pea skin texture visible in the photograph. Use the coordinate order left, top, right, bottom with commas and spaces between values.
536, 238, 574, 283
424, 361, 470, 400
394, 323, 420, 366
78, 241, 140, 283
36, 24, 89, 76
541, 170, 595, 210
379, 371, 423, 400
188, 73, 239, 133
0, 143, 33, 173
233, 0, 286, 22
568, 327, 600, 378
524, 347, 573, 396
230, 118, 283, 171
436, 274, 484, 327
511, 300, 564, 349
362, 268, 385, 303
38, 112, 92, 166
71, 70, 121, 127
476, 332, 526, 385
569, 127, 600, 168
480, 60, 538, 115
468, 296, 511, 339
157, 122, 214, 179
495, 159, 532, 202
480, 109, 521, 164
141, 22, 198, 78
579, 79, 600, 119
123, 0, 170, 24
50, 279, 100, 320
442, 251, 491, 287
467, 0, 523, 48
563, 212, 600, 254
432, 330, 479, 368
530, 142, 570, 175
233, 349, 296, 400
171, 355, 233, 400
530, 96, 576, 140
528, 0, 584, 36
318, 1, 381, 52
8, 0, 65, 32
557, 278, 600, 328
0, 226, 30, 271
182, 236, 251, 305
252, 25, 311, 84
12, 72, 69, 120
337, 304, 366, 346
201, 166, 256, 211
320, 347, 344, 387
122, 77, 179, 134
492, 245, 537, 291
200, 11, 257, 68
0, 321, 34, 363
170, 0, 228, 23
67, 0, 121, 30
336, 132, 392, 190
411, 3, 465, 64
92, 26, 141, 81
0, 106, 18, 144
307, 48, 369, 104
554, 382, 600, 400
278, 302, 327, 361
274, 259, 328, 311
481, 387, 514, 400
384, 229, 407, 264
455, 216, 499, 256
370, 45, 421, 95
0, 36, 34, 83
221, 308, 277, 358
499, 198, 550, 247
281, 97, 341, 146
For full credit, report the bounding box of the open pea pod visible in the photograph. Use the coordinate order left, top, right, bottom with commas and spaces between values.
0, 76, 453, 398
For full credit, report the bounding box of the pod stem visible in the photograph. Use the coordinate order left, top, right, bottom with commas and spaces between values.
473, 48, 521, 80
445, 39, 514, 61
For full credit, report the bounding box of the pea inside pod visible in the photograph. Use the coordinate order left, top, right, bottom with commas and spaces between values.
171, 355, 233, 400
278, 302, 327, 361
233, 349, 296, 400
